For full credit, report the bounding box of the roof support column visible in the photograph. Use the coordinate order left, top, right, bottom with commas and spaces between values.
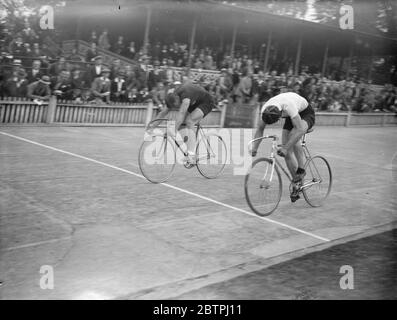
263, 30, 272, 73
294, 33, 303, 75
346, 37, 354, 79
143, 5, 152, 55
321, 40, 329, 76
188, 17, 198, 69
230, 23, 238, 59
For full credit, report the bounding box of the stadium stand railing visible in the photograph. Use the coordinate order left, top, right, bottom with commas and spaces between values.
0, 97, 225, 127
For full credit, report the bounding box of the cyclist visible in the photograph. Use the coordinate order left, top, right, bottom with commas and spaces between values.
249, 91, 315, 202
147, 81, 216, 164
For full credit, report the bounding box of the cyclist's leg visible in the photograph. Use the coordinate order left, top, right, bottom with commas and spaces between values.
282, 128, 298, 178
184, 107, 205, 155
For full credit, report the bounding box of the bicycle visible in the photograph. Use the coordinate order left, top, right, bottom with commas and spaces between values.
138, 118, 227, 183
244, 129, 332, 216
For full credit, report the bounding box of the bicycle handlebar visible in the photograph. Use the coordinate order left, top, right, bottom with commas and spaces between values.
248, 135, 278, 149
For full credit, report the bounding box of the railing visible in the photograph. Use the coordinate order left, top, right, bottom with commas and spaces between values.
0, 97, 225, 127
226, 102, 397, 128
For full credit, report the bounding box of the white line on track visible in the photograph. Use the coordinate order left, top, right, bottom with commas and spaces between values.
0, 131, 330, 242
1, 236, 72, 252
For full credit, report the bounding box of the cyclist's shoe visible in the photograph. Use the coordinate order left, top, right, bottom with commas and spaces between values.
293, 169, 306, 183
183, 153, 196, 168
290, 191, 300, 203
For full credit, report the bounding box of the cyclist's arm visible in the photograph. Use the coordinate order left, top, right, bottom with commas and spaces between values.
283, 115, 308, 150
251, 118, 266, 155
147, 105, 170, 130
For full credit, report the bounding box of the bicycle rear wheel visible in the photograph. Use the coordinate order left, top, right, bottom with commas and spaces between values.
196, 133, 227, 179
302, 156, 332, 207
244, 158, 282, 216
138, 133, 176, 183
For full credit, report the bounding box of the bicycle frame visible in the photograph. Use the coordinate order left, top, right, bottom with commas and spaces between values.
151, 118, 214, 161
248, 133, 322, 189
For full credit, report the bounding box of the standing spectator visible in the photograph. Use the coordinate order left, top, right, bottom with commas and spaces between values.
91, 68, 111, 104
27, 75, 51, 101
90, 30, 98, 44
31, 43, 42, 59
111, 70, 127, 102
98, 29, 111, 51
147, 60, 165, 91
113, 36, 125, 55
49, 56, 67, 77
86, 42, 99, 63
26, 60, 43, 84
124, 42, 136, 60
21, 20, 38, 44
110, 59, 121, 80
237, 69, 253, 103
87, 55, 104, 84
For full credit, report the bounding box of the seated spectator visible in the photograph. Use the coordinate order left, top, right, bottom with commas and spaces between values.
27, 60, 44, 84
2, 69, 28, 97
111, 70, 127, 102
91, 68, 111, 104
27, 75, 51, 101
52, 69, 73, 100
151, 82, 167, 106
9, 35, 26, 57
70, 67, 87, 102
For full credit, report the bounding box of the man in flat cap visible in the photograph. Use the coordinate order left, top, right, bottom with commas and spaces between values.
91, 67, 111, 104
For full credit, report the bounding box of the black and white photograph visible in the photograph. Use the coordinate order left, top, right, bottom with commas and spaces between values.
0, 0, 396, 305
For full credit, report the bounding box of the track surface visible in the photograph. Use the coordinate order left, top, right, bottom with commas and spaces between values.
0, 126, 396, 299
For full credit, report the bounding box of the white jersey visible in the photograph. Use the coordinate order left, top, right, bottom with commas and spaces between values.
261, 92, 308, 118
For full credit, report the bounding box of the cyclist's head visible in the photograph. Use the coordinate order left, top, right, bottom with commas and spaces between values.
165, 92, 179, 109
262, 105, 281, 124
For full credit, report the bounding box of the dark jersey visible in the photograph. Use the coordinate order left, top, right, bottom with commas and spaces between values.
174, 84, 212, 109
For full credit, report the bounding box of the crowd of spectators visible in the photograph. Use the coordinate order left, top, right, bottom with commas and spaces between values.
1, 21, 396, 113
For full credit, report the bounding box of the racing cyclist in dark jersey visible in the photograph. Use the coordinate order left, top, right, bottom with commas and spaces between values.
147, 81, 216, 164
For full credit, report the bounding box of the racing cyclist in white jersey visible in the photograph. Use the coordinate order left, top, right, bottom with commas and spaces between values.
249, 92, 315, 202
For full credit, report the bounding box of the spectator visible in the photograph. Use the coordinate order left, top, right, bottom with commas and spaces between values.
27, 60, 44, 84
87, 55, 104, 84
27, 75, 51, 101
52, 70, 73, 100
49, 56, 67, 77
91, 68, 111, 104
125, 42, 136, 60
111, 70, 127, 102
9, 35, 26, 57
86, 42, 99, 63
70, 67, 86, 102
113, 36, 125, 55
2, 69, 28, 97
110, 59, 121, 80
98, 29, 111, 51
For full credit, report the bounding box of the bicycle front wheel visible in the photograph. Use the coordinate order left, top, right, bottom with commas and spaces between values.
196, 134, 227, 179
302, 156, 332, 207
244, 158, 282, 216
138, 134, 176, 183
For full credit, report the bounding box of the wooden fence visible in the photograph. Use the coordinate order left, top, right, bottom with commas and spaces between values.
0, 97, 225, 127
0, 98, 395, 127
